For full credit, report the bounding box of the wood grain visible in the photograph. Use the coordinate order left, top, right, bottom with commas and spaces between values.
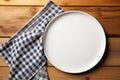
48, 67, 120, 80
0, 7, 120, 37
0, 0, 120, 6
0, 67, 120, 80
0, 38, 120, 67
0, 67, 9, 80
0, 38, 9, 43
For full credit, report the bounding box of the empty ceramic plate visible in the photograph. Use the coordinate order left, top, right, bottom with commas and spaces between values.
43, 11, 106, 73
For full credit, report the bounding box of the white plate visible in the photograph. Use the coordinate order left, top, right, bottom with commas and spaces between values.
43, 11, 106, 73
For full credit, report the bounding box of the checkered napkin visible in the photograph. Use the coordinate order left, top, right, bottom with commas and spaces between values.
0, 1, 64, 80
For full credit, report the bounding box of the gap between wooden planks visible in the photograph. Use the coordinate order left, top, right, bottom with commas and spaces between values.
0, 66, 120, 80
0, 37, 120, 67
0, 7, 120, 37
0, 0, 120, 6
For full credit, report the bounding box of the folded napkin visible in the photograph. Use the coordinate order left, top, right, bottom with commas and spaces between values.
0, 1, 64, 80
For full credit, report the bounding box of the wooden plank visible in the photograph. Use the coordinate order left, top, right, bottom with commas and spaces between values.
0, 38, 9, 43
64, 7, 120, 19
0, 67, 9, 80
48, 67, 120, 80
0, 67, 120, 80
0, 6, 33, 37
0, 0, 120, 6
0, 7, 120, 37
0, 38, 120, 67
101, 20, 120, 37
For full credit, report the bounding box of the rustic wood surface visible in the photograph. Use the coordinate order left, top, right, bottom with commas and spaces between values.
0, 0, 120, 80
0, 7, 120, 37
0, 0, 120, 6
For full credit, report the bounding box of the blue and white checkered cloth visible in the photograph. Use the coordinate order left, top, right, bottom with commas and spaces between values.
0, 1, 64, 80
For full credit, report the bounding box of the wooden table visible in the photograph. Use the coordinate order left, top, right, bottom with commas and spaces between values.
0, 0, 120, 80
